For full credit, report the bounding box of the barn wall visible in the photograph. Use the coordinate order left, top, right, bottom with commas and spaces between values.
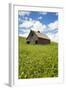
38, 38, 50, 44
27, 32, 38, 43
27, 31, 50, 44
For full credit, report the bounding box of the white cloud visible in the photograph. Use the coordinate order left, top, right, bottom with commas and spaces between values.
19, 33, 29, 37
19, 20, 34, 28
19, 29, 30, 37
18, 11, 30, 16
48, 21, 58, 30
45, 20, 58, 43
46, 32, 58, 43
24, 17, 28, 20
40, 12, 48, 15
31, 21, 46, 32
19, 19, 47, 37
19, 19, 46, 32
38, 16, 43, 20
19, 17, 58, 42
18, 18, 22, 22
29, 18, 33, 21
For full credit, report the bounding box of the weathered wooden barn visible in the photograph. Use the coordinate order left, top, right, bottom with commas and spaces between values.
26, 30, 50, 44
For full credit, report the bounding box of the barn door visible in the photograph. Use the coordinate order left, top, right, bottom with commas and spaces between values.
35, 40, 38, 44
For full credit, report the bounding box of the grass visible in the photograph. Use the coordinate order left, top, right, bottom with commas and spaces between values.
18, 37, 58, 79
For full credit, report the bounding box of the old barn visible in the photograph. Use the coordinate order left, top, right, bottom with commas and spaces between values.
26, 30, 50, 44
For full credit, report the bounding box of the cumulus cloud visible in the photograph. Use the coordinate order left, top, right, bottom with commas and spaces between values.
48, 21, 58, 30
18, 16, 58, 42
19, 32, 29, 37
31, 21, 46, 32
40, 12, 48, 15
24, 17, 29, 20
19, 19, 46, 32
19, 28, 30, 37
18, 11, 31, 16
19, 20, 34, 29
18, 19, 47, 38
46, 33, 58, 43
45, 20, 58, 43
38, 16, 43, 20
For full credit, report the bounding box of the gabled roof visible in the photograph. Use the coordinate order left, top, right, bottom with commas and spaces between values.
31, 30, 50, 40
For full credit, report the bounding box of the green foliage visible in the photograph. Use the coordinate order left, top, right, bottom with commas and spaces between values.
18, 37, 58, 79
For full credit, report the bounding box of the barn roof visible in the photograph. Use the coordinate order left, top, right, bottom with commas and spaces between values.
32, 30, 50, 40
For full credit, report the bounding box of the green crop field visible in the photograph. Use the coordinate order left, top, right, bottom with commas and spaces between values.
18, 37, 58, 79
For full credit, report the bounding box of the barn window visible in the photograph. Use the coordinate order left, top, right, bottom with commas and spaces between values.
35, 40, 38, 44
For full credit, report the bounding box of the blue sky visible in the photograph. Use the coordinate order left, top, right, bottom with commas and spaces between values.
18, 11, 58, 42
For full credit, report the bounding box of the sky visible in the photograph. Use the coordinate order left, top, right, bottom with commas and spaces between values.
18, 11, 58, 42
